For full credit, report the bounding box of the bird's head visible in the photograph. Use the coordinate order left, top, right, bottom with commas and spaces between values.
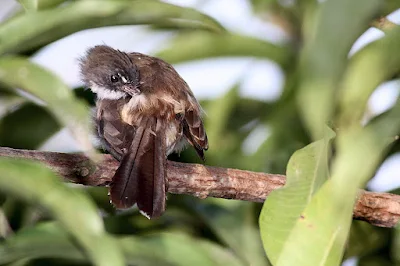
80, 45, 141, 100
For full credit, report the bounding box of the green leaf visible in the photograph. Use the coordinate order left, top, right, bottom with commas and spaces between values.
206, 86, 241, 152
334, 100, 400, 190
17, 0, 67, 11
0, 159, 124, 266
157, 32, 292, 67
0, 208, 12, 238
0, 92, 26, 118
249, 95, 309, 174
0, 0, 224, 55
339, 26, 400, 126
0, 57, 92, 151
121, 232, 244, 266
259, 127, 335, 264
297, 0, 381, 139
0, 222, 87, 262
17, 0, 37, 12
270, 102, 400, 266
195, 200, 268, 266
392, 224, 400, 264
273, 180, 353, 266
5, 259, 30, 266
0, 103, 60, 149
383, 0, 400, 16
346, 221, 389, 259
0, 222, 243, 266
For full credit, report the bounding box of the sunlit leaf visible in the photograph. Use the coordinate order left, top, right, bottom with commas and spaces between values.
297, 0, 380, 139
17, 0, 67, 11
0, 0, 224, 55
0, 57, 92, 152
157, 32, 291, 66
17, 0, 37, 12
272, 102, 400, 266
0, 159, 124, 266
339, 26, 400, 126
260, 127, 335, 264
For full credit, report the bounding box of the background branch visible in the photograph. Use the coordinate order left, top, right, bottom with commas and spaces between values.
0, 147, 399, 228
370, 16, 398, 33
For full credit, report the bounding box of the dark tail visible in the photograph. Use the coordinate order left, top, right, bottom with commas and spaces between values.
109, 118, 166, 219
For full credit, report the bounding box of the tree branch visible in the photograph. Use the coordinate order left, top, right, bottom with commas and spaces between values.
0, 147, 399, 228
370, 17, 398, 33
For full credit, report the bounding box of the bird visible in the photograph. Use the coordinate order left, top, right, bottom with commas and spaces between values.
80, 45, 208, 219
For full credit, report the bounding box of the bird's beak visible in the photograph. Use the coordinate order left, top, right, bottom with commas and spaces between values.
122, 84, 140, 96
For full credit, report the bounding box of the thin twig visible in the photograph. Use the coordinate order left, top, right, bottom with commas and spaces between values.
370, 17, 398, 33
0, 147, 399, 228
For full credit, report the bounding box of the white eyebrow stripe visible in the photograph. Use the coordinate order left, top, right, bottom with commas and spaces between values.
118, 73, 128, 83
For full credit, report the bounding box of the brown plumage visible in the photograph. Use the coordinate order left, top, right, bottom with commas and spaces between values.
80, 45, 208, 218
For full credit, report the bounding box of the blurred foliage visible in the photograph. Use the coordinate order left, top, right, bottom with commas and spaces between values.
0, 0, 399, 265
0, 103, 60, 149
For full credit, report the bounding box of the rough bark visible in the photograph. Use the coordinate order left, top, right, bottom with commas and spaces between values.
0, 147, 399, 228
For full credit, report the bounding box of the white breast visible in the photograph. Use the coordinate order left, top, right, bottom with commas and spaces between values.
127, 94, 149, 110
165, 123, 182, 155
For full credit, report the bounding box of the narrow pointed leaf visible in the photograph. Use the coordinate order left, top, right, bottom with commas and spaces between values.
0, 159, 124, 266
339, 26, 400, 126
17, 0, 38, 12
0, 57, 92, 151
297, 0, 380, 138
0, 222, 243, 266
0, 0, 224, 55
157, 32, 291, 67
17, 0, 68, 11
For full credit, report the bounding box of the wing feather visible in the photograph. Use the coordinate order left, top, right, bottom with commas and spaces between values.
109, 117, 166, 218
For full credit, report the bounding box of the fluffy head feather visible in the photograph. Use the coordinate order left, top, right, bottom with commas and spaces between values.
80, 45, 141, 99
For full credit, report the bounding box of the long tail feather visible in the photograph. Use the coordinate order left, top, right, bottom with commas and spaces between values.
136, 120, 166, 218
109, 118, 166, 218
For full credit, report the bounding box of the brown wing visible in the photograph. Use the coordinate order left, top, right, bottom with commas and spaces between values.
109, 117, 166, 218
182, 109, 208, 161
96, 99, 134, 161
128, 52, 208, 160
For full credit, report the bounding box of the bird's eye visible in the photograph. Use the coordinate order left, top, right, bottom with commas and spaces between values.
110, 75, 119, 83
